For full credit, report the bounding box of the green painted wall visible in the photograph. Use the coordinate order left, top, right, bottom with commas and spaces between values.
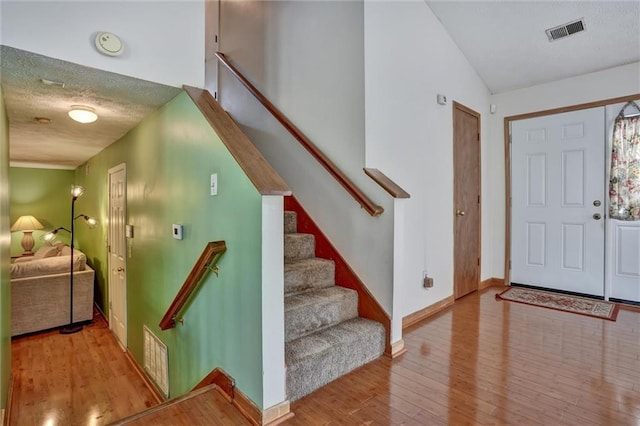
0, 84, 11, 410
74, 92, 265, 406
9, 167, 75, 255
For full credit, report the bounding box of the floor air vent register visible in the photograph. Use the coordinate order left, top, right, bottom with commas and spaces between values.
143, 325, 169, 398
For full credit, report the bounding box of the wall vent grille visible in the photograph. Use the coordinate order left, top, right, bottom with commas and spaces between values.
143, 325, 169, 397
546, 18, 585, 41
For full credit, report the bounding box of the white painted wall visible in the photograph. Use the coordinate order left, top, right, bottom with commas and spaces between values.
488, 62, 640, 279
205, 0, 220, 95
1, 1, 205, 88
261, 196, 286, 408
364, 1, 491, 318
219, 0, 396, 315
217, 0, 639, 333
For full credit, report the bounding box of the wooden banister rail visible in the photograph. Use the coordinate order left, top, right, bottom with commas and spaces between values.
159, 241, 227, 330
215, 52, 384, 217
363, 168, 410, 199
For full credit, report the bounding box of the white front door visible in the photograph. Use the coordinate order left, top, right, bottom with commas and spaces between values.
108, 163, 127, 348
511, 107, 605, 296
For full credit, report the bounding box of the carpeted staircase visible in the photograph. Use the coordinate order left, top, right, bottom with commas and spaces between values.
284, 211, 385, 401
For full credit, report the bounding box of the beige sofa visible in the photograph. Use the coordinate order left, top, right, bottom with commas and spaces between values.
10, 249, 95, 336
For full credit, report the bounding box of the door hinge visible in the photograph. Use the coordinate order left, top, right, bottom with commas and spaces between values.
509, 134, 512, 144
509, 260, 512, 269
215, 34, 218, 43
478, 258, 480, 266
214, 91, 217, 99
478, 195, 481, 204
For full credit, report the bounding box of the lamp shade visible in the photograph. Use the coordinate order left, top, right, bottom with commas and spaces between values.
71, 185, 85, 198
11, 215, 44, 232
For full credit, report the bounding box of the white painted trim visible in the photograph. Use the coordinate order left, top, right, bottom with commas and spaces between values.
261, 195, 286, 408
391, 199, 406, 345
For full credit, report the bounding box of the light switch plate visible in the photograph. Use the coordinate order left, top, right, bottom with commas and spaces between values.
210, 173, 218, 196
172, 224, 183, 240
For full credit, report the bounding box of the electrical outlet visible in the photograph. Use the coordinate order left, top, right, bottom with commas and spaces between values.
172, 224, 183, 240
423, 273, 434, 288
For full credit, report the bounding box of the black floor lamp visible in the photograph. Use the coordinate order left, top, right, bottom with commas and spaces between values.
43, 185, 97, 334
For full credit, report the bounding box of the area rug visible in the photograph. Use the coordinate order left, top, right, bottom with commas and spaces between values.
496, 287, 619, 321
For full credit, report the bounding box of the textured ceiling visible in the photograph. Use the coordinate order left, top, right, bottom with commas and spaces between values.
1, 46, 181, 169
426, 1, 640, 94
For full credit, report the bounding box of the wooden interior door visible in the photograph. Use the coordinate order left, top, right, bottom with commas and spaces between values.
453, 101, 481, 299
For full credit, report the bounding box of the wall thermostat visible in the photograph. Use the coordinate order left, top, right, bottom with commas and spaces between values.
95, 32, 124, 57
172, 224, 183, 240
437, 94, 447, 105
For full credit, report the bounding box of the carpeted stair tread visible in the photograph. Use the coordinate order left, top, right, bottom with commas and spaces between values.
285, 286, 358, 342
284, 258, 335, 295
284, 211, 297, 234
285, 317, 385, 401
284, 233, 315, 262
281, 205, 385, 401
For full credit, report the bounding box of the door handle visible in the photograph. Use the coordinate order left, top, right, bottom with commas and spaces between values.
456, 210, 466, 217
116, 267, 125, 272
593, 213, 602, 220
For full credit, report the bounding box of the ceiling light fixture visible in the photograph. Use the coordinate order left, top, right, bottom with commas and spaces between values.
68, 105, 98, 124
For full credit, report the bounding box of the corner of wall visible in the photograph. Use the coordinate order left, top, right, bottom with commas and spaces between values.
0, 80, 12, 411
260, 195, 286, 409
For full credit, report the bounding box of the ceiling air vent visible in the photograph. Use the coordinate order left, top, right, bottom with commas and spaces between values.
546, 18, 585, 41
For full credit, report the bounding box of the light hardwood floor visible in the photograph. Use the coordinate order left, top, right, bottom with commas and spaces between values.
10, 288, 640, 425
9, 311, 158, 425
285, 287, 640, 425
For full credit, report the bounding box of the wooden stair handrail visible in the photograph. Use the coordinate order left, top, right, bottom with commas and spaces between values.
215, 52, 384, 217
159, 241, 227, 330
363, 168, 410, 199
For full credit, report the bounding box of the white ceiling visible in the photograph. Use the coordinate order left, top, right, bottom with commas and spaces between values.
426, 1, 640, 94
1, 46, 181, 169
2, 2, 639, 170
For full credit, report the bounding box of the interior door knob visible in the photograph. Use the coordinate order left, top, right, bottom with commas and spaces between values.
456, 210, 466, 216
116, 267, 125, 272
593, 213, 602, 220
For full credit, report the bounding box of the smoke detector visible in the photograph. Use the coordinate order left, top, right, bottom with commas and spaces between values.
546, 18, 586, 42
95, 32, 124, 56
